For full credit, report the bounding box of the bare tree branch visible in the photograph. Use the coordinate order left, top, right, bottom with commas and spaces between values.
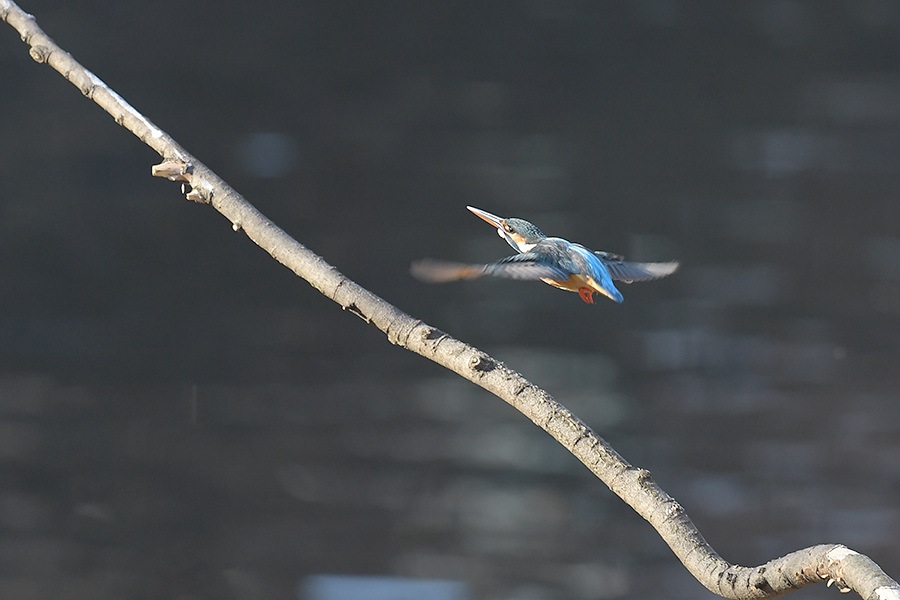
2, 2, 897, 599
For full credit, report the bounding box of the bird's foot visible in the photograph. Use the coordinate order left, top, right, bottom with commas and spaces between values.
578, 288, 594, 304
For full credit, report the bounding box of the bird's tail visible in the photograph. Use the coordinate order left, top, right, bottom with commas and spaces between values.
410, 259, 486, 283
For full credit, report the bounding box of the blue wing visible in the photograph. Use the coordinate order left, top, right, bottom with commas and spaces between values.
483, 252, 572, 280
566, 243, 618, 293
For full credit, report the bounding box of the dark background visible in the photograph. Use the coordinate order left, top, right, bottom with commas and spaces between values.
1, 1, 899, 599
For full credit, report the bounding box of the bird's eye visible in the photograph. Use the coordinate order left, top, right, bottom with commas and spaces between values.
503, 223, 515, 234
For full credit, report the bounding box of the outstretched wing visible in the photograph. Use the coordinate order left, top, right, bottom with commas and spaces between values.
485, 253, 571, 280
594, 251, 679, 284
411, 253, 570, 283
410, 259, 486, 282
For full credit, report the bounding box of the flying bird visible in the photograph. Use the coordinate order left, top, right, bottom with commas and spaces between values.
411, 206, 678, 304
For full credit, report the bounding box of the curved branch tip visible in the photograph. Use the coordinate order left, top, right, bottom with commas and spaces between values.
873, 586, 900, 600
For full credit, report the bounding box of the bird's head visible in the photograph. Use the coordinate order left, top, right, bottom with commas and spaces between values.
466, 206, 546, 252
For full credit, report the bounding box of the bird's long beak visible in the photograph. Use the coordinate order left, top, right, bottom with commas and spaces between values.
466, 206, 524, 252
466, 206, 505, 230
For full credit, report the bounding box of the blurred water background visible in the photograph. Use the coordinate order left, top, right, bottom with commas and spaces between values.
1, 1, 899, 599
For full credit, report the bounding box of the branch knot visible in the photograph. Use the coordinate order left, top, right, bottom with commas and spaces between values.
468, 353, 494, 372
28, 43, 49, 63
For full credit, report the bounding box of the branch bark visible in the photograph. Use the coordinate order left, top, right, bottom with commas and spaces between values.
2, 2, 897, 599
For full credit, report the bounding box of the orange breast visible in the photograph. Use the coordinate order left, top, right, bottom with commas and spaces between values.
540, 273, 592, 293
541, 274, 619, 301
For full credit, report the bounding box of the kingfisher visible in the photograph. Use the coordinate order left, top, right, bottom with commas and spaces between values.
411, 206, 679, 304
